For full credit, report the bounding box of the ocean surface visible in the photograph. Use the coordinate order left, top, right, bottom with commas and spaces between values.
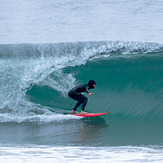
0, 0, 163, 162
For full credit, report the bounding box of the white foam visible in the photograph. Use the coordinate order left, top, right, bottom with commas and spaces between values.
0, 145, 162, 163
0, 113, 82, 123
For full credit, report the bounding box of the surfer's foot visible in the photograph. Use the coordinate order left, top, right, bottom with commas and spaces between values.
71, 110, 76, 114
81, 111, 88, 114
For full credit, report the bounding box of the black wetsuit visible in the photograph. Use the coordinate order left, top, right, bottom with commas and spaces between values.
68, 84, 91, 111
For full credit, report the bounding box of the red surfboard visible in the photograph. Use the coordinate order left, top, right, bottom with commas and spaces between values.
72, 111, 110, 117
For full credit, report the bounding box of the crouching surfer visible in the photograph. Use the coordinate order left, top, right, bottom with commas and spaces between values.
68, 80, 96, 114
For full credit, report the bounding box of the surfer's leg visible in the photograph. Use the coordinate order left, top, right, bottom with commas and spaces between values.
68, 91, 83, 113
72, 95, 88, 113
80, 96, 88, 113
73, 101, 82, 110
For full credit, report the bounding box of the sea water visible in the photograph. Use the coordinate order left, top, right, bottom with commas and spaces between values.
0, 0, 163, 162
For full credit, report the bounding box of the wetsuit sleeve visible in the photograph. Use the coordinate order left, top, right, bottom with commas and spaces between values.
85, 85, 90, 94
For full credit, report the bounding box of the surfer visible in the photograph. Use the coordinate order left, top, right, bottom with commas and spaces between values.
68, 80, 96, 114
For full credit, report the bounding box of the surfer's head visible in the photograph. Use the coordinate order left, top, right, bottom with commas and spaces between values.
88, 80, 96, 89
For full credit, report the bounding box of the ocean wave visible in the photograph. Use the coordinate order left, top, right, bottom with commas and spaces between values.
0, 41, 162, 121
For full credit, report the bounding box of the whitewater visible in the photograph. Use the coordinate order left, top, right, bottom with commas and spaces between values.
0, 0, 163, 162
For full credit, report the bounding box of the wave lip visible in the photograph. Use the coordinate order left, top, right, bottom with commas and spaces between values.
0, 41, 162, 59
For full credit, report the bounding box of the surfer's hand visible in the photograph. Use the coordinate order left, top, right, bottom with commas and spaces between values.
89, 93, 94, 95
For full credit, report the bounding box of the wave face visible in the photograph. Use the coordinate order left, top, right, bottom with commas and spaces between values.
0, 41, 163, 123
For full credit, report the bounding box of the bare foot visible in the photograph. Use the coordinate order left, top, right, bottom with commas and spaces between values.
71, 110, 76, 114
81, 111, 88, 114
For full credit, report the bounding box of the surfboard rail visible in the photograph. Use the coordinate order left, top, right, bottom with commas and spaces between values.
72, 111, 110, 117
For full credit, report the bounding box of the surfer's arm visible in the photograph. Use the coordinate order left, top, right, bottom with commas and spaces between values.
85, 86, 90, 94
86, 85, 94, 95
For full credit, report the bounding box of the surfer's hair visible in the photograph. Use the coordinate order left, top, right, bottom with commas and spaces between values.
88, 80, 96, 88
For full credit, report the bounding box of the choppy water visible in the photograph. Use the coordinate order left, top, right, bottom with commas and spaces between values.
0, 0, 163, 162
